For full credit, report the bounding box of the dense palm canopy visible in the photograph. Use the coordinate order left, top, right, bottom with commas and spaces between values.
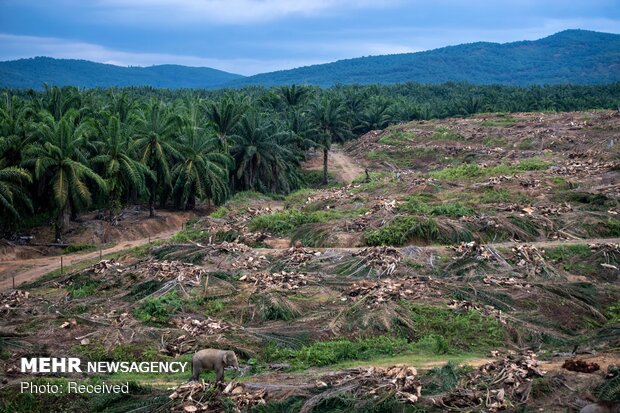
310, 96, 351, 184
0, 82, 618, 238
172, 100, 231, 209
24, 111, 106, 240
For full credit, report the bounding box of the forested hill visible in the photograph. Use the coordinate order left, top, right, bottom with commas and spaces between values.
0, 57, 244, 89
1, 30, 619, 90
229, 29, 620, 87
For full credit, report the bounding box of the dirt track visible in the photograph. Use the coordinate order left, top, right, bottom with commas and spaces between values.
0, 228, 181, 290
302, 146, 364, 184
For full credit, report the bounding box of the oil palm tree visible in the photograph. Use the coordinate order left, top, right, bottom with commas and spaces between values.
92, 115, 152, 221
0, 160, 33, 226
309, 97, 351, 184
132, 99, 180, 217
171, 100, 231, 210
231, 113, 289, 192
205, 97, 242, 152
24, 112, 106, 241
0, 93, 36, 166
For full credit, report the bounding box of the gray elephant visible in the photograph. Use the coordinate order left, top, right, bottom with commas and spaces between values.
580, 403, 620, 413
190, 348, 239, 382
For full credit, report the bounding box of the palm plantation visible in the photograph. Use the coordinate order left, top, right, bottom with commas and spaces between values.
1, 82, 616, 238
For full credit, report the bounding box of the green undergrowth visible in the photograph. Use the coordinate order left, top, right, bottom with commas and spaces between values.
133, 290, 183, 323
430, 158, 550, 180
400, 193, 475, 217
249, 208, 364, 235
365, 216, 472, 246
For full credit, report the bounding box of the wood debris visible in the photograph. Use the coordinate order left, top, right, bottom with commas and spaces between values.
342, 277, 429, 306
309, 364, 422, 408
435, 352, 545, 412
172, 317, 230, 337
452, 241, 493, 261
169, 381, 266, 412
239, 271, 312, 290
137, 260, 205, 285
512, 244, 549, 277
562, 358, 601, 373
90, 259, 122, 274
161, 334, 196, 356
231, 254, 267, 270
352, 246, 402, 277
0, 290, 30, 310
483, 276, 531, 289
281, 247, 321, 268
448, 299, 505, 323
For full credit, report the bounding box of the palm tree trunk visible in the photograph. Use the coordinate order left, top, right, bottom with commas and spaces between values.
55, 205, 66, 242
148, 183, 155, 217
322, 148, 329, 185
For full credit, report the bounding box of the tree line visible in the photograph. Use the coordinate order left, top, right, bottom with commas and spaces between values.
1, 82, 619, 240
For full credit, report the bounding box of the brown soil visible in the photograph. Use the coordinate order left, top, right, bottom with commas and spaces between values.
0, 209, 195, 290
302, 146, 365, 184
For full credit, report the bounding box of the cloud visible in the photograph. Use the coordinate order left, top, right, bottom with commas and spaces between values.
0, 33, 328, 75
91, 0, 400, 25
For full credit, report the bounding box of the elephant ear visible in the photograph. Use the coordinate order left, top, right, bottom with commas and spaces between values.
223, 352, 231, 365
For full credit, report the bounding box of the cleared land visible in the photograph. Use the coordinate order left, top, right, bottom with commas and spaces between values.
1, 110, 619, 412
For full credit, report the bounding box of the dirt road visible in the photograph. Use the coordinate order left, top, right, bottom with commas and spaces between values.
0, 228, 180, 290
3, 232, 618, 292
302, 146, 364, 184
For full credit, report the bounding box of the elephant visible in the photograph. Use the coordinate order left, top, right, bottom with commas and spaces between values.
190, 349, 239, 383
580, 403, 620, 413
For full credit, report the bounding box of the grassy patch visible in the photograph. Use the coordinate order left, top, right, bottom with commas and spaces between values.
134, 290, 183, 323
365, 216, 439, 246
63, 243, 97, 254
433, 126, 463, 141
249, 208, 363, 235
378, 130, 412, 145
479, 188, 532, 204
67, 274, 101, 299
262, 336, 412, 368
430, 158, 550, 180
400, 194, 475, 218
480, 117, 519, 127
405, 304, 504, 351
368, 147, 446, 168
209, 207, 229, 218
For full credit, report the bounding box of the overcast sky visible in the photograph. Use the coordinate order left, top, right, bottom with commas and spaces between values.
0, 0, 618, 75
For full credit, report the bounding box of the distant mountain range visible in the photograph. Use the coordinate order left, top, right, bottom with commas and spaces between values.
0, 58, 244, 89
1, 29, 619, 89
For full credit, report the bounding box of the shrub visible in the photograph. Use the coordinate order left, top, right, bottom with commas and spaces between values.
134, 290, 183, 322
365, 216, 439, 246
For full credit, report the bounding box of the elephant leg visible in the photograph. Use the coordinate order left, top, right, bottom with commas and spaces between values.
191, 361, 201, 381
216, 367, 224, 383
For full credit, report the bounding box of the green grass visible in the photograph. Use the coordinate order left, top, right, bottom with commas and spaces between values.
261, 336, 412, 368
400, 194, 475, 218
479, 188, 532, 204
378, 130, 412, 145
480, 117, 519, 127
482, 136, 507, 147
63, 243, 97, 254
134, 290, 183, 323
405, 304, 504, 351
365, 216, 439, 246
368, 147, 446, 168
210, 206, 229, 218
545, 244, 592, 261
430, 158, 550, 180
284, 188, 318, 207
433, 126, 463, 141
249, 208, 364, 235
